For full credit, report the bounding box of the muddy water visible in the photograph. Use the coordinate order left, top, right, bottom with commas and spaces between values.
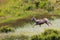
15, 19, 60, 36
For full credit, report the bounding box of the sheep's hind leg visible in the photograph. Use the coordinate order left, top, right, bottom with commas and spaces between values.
46, 22, 49, 26
49, 22, 52, 25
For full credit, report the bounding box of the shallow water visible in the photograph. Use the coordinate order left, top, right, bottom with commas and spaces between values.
15, 19, 60, 36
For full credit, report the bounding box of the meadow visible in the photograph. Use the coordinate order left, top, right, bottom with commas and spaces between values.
0, 0, 60, 40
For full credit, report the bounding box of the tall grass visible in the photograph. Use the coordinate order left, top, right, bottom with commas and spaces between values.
0, 29, 60, 40
0, 0, 59, 24
31, 29, 60, 40
0, 0, 59, 28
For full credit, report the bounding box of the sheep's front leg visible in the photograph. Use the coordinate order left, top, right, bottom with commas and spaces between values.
39, 25, 41, 27
48, 22, 52, 25
39, 23, 42, 27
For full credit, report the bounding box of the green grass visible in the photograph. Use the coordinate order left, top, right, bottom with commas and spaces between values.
0, 0, 60, 27
0, 28, 60, 40
31, 29, 60, 40
0, 0, 60, 40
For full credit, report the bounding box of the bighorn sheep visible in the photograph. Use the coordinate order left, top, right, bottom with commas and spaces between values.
31, 17, 52, 26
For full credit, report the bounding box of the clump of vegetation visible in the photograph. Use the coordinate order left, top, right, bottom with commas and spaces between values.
26, 6, 33, 10
35, 2, 40, 8
45, 2, 54, 12
31, 29, 60, 40
0, 29, 60, 40
0, 26, 14, 33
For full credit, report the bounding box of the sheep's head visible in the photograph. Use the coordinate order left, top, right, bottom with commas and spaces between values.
31, 17, 36, 22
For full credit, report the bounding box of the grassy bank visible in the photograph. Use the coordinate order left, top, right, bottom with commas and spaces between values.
0, 28, 60, 40
0, 0, 60, 40
0, 0, 60, 27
